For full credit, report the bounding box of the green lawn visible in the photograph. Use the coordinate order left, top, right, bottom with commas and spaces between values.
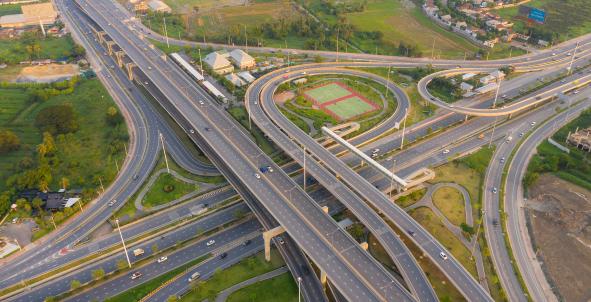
325, 96, 376, 120
410, 207, 477, 278
432, 186, 466, 226
494, 0, 591, 42
227, 272, 298, 302
180, 250, 285, 301
142, 173, 198, 208
304, 83, 352, 104
0, 4, 21, 17
395, 188, 427, 208
0, 35, 79, 64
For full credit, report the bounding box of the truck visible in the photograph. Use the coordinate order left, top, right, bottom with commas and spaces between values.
259, 166, 274, 173
133, 248, 144, 257
506, 136, 513, 142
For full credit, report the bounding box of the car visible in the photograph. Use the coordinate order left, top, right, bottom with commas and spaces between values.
501, 94, 508, 99
573, 90, 580, 94
189, 129, 195, 134
108, 200, 116, 207
147, 66, 152, 70
373, 148, 380, 153
133, 174, 139, 180
157, 256, 167, 263
500, 157, 505, 163
439, 252, 448, 260
199, 100, 204, 105
519, 132, 524, 137
492, 187, 498, 194
219, 252, 228, 259
110, 65, 115, 69
567, 52, 572, 56
551, 52, 557, 56
144, 81, 149, 85
442, 149, 450, 154
301, 71, 307, 75
242, 239, 251, 246
11, 217, 18, 224
300, 265, 311, 275
530, 121, 536, 126
254, 173, 261, 179
561, 79, 566, 83
188, 272, 201, 282
407, 230, 416, 237
277, 236, 285, 245
206, 239, 215, 246
103, 52, 108, 56
371, 153, 379, 158
204, 127, 210, 131
131, 272, 142, 279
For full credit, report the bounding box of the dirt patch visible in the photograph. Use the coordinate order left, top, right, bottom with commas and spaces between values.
17, 63, 79, 83
273, 91, 295, 104
527, 174, 591, 302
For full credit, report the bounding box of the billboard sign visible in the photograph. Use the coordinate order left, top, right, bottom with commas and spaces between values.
528, 8, 546, 24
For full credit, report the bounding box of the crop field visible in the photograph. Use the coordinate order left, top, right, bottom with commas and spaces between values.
494, 0, 591, 42
303, 82, 378, 121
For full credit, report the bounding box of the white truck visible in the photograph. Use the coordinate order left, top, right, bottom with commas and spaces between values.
133, 248, 144, 257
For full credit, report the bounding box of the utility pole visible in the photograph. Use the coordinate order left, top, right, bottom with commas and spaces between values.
400, 108, 408, 150
244, 24, 248, 50
336, 27, 340, 62
115, 219, 132, 268
163, 17, 169, 49
303, 147, 306, 191
160, 132, 170, 173
567, 41, 579, 75
198, 48, 204, 77
297, 277, 302, 302
385, 65, 391, 98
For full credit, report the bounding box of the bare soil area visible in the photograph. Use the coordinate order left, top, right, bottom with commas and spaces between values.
17, 63, 79, 83
527, 174, 591, 302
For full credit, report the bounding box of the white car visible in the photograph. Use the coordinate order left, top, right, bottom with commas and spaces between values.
189, 129, 195, 134
199, 100, 204, 105
573, 90, 580, 94
108, 200, 116, 207
254, 173, 261, 179
442, 149, 450, 154
131, 272, 142, 279
439, 252, 448, 260
530, 121, 536, 126
206, 239, 215, 246
157, 256, 167, 263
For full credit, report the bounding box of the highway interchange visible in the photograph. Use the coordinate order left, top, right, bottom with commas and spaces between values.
1, 0, 591, 301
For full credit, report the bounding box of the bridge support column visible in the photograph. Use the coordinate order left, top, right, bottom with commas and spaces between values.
97, 31, 107, 45
465, 115, 469, 122
125, 63, 136, 81
508, 113, 513, 119
106, 41, 116, 55
115, 51, 125, 68
263, 226, 286, 262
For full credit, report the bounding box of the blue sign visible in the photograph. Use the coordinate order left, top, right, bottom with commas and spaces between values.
528, 8, 546, 24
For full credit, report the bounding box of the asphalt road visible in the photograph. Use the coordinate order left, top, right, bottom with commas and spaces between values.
74, 1, 404, 300
504, 96, 591, 302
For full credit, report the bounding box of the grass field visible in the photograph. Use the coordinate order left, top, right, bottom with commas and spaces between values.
410, 207, 478, 278
142, 173, 198, 208
494, 0, 591, 42
432, 186, 466, 226
324, 96, 376, 120
304, 82, 352, 104
0, 79, 127, 192
227, 272, 298, 302
306, 0, 479, 58
0, 35, 79, 64
0, 3, 21, 17
179, 250, 285, 301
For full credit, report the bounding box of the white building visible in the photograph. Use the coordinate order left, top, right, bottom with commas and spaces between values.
237, 71, 256, 83
475, 82, 498, 94
462, 73, 476, 81
480, 70, 505, 84
204, 52, 234, 75
229, 49, 256, 70
225, 73, 246, 87
460, 82, 474, 92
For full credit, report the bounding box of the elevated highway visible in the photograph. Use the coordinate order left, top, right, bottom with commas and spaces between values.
73, 0, 410, 300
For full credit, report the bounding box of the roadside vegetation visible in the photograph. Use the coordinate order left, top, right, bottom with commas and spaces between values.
0, 32, 84, 64
227, 273, 298, 302
142, 173, 199, 208
432, 186, 466, 226
524, 108, 591, 191
0, 78, 128, 234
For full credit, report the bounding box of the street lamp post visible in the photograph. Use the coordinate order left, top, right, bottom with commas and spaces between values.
297, 276, 302, 302
115, 219, 132, 268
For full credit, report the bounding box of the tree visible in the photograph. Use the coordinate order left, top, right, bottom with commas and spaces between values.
32, 197, 44, 213
167, 295, 178, 302
91, 268, 105, 280
61, 177, 69, 190
116, 259, 128, 270
44, 296, 56, 302
348, 223, 365, 241
70, 279, 81, 290
35, 105, 79, 135
0, 130, 20, 154
105, 106, 124, 126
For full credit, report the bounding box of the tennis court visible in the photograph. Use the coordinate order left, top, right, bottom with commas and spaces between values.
324, 96, 377, 120
304, 82, 352, 104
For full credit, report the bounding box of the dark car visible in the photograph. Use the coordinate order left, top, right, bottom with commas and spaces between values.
219, 252, 228, 259
242, 239, 251, 246
407, 230, 416, 237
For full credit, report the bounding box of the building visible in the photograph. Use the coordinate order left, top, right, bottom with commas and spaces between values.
0, 2, 57, 29
147, 0, 171, 13
462, 73, 476, 81
229, 49, 256, 70
475, 82, 498, 94
204, 52, 234, 75
460, 82, 474, 92
225, 73, 246, 87
237, 71, 256, 83
567, 127, 591, 152
480, 70, 505, 84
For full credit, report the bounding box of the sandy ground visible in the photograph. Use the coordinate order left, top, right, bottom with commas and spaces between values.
0, 219, 36, 246
16, 63, 79, 83
527, 174, 591, 302
273, 91, 295, 104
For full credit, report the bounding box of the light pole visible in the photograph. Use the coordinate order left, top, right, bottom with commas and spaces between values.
488, 77, 503, 148
115, 219, 132, 268
400, 108, 408, 150
567, 41, 580, 75
160, 132, 170, 173
297, 276, 302, 302
303, 147, 307, 191
389, 159, 397, 198
163, 17, 169, 49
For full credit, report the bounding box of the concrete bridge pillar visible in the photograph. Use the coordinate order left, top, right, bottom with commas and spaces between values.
115, 51, 125, 68
97, 31, 107, 44
263, 226, 285, 262
125, 62, 136, 81
106, 41, 116, 55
